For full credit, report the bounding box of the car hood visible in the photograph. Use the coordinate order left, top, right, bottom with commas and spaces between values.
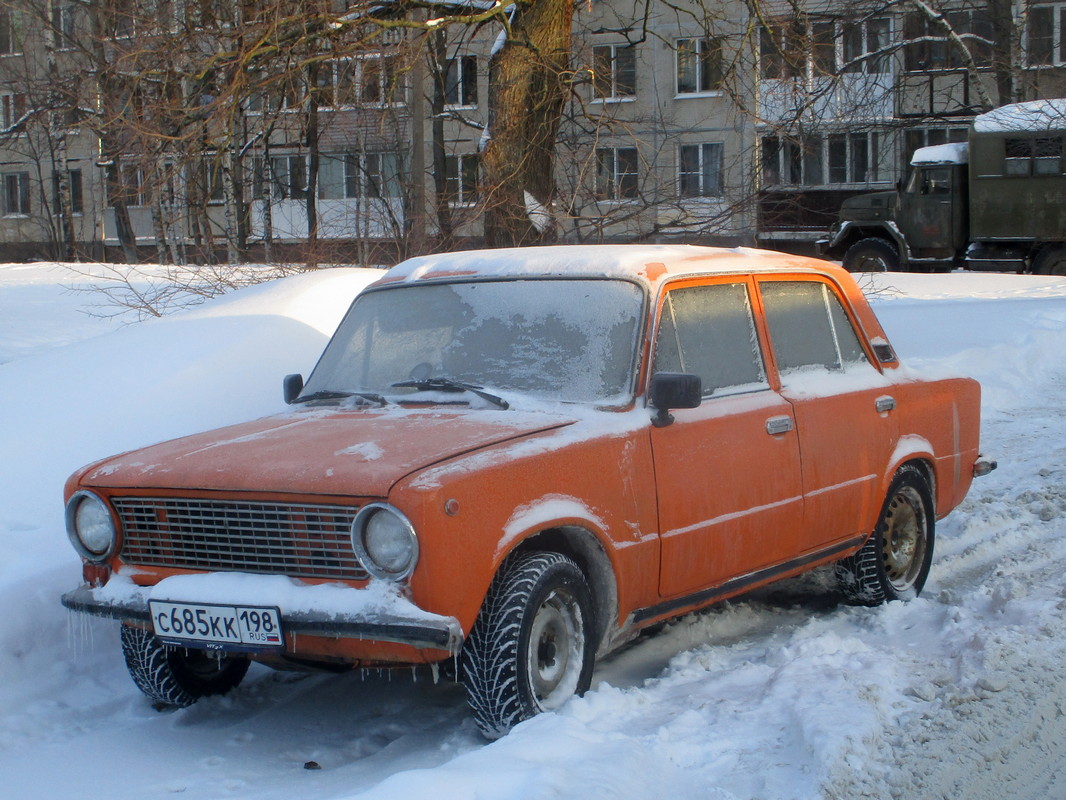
78, 407, 576, 498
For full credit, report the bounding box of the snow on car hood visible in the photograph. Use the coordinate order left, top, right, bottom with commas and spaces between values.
78, 406, 575, 497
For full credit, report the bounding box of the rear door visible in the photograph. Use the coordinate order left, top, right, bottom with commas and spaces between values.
756, 277, 898, 552
649, 277, 804, 598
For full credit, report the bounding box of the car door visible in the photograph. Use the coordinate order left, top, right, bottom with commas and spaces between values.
756, 277, 898, 552
649, 278, 805, 599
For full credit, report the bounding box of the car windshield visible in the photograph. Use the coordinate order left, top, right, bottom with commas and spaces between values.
302, 278, 646, 405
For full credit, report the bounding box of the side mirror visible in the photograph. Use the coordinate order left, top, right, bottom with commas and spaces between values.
649, 372, 702, 428
283, 373, 304, 405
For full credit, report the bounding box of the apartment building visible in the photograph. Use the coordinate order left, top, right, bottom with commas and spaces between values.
0, 0, 1063, 262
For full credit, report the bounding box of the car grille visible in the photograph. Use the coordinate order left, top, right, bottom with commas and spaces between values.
114, 497, 368, 581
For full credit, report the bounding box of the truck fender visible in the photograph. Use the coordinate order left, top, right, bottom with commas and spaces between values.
831, 221, 912, 268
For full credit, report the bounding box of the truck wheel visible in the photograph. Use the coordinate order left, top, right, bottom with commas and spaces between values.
835, 465, 934, 606
461, 552, 595, 739
1031, 246, 1066, 275
842, 238, 899, 272
120, 623, 250, 708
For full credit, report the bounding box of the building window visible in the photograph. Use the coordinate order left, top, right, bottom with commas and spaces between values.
358, 53, 402, 106
762, 133, 887, 186
444, 153, 478, 204
119, 164, 149, 207
52, 169, 83, 214
340, 152, 400, 198
596, 146, 639, 200
268, 155, 307, 200
1029, 4, 1066, 66
678, 143, 723, 197
0, 9, 21, 56
759, 20, 808, 79
51, 2, 78, 49
841, 18, 891, 74
676, 38, 723, 94
904, 9, 993, 72
445, 55, 477, 107
592, 44, 636, 100
760, 17, 891, 79
0, 92, 25, 130
3, 172, 30, 215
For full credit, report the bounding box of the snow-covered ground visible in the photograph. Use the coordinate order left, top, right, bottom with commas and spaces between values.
1, 261, 1065, 799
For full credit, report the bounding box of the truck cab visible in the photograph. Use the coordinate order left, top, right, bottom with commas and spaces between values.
822, 143, 969, 272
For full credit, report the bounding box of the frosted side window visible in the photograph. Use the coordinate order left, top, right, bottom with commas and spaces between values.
653, 282, 767, 395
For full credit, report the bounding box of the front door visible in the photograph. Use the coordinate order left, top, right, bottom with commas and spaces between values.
898, 165, 956, 253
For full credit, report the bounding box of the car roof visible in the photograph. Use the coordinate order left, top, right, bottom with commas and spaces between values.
374, 245, 843, 290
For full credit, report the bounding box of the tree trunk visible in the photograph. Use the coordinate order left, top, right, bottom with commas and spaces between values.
482, 0, 573, 248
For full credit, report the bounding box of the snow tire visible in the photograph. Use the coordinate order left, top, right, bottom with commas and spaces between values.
460, 551, 595, 739
836, 465, 934, 606
120, 623, 250, 708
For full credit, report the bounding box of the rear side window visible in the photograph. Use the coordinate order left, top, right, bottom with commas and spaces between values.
653, 282, 767, 396
759, 281, 869, 373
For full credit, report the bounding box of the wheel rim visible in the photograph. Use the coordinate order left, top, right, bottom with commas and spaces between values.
881, 486, 927, 591
858, 253, 888, 272
527, 587, 585, 711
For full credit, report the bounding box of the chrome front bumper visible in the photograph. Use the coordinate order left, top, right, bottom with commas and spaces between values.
61, 583, 464, 654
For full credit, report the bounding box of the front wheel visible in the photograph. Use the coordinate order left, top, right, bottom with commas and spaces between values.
836, 465, 934, 606
120, 623, 250, 708
460, 552, 595, 739
842, 238, 899, 272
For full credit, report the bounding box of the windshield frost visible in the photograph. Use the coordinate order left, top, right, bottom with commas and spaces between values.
304, 279, 645, 404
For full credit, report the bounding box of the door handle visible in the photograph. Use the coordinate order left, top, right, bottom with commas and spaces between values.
766, 415, 794, 435
875, 395, 896, 413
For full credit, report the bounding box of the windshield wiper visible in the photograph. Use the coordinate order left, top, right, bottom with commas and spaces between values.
390, 378, 510, 410
294, 390, 388, 407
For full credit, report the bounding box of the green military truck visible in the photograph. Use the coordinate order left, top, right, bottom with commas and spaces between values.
820, 99, 1066, 275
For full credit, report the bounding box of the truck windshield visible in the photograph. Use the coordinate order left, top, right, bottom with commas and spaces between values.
302, 279, 646, 405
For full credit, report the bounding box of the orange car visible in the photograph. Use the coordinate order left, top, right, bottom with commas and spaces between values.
62, 245, 993, 737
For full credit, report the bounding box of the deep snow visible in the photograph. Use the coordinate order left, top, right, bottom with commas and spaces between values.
1, 261, 1066, 799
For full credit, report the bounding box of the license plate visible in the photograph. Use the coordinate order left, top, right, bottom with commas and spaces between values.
148, 600, 284, 651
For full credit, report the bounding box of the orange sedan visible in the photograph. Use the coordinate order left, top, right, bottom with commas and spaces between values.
62, 245, 993, 737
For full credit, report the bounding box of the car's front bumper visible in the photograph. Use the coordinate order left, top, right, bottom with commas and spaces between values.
61, 580, 464, 654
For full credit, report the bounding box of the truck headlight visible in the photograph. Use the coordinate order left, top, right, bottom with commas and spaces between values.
65, 491, 118, 561
351, 504, 419, 580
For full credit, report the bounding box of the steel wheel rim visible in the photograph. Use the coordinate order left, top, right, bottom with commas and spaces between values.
860, 253, 888, 272
527, 587, 584, 711
881, 486, 927, 591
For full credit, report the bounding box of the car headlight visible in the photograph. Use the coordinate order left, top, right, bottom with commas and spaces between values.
351, 504, 418, 580
65, 491, 118, 562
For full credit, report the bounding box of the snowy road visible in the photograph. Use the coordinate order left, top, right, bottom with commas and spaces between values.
1, 264, 1065, 799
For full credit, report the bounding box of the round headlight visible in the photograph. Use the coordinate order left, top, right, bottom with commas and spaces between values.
65, 491, 118, 561
352, 504, 418, 580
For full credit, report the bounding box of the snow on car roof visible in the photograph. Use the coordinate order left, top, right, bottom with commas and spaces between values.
911, 142, 969, 166
973, 99, 1066, 133
376, 245, 837, 287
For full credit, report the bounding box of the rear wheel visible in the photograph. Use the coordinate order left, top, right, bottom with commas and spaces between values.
843, 238, 899, 272
460, 552, 595, 739
1031, 246, 1066, 276
836, 465, 934, 606
120, 623, 250, 708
